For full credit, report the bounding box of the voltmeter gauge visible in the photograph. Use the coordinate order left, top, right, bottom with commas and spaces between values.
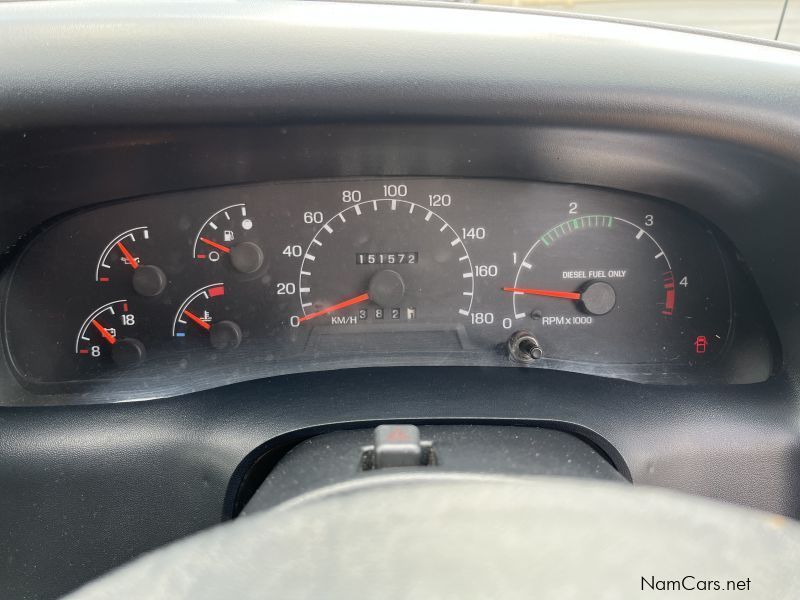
95, 226, 167, 297
193, 204, 264, 274
75, 300, 146, 367
172, 283, 242, 350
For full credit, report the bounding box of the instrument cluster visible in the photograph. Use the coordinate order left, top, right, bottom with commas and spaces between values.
1, 178, 777, 399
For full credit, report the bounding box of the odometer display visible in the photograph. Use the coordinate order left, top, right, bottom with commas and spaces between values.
356, 252, 419, 265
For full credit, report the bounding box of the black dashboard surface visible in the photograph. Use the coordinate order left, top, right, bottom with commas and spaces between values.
1, 2, 800, 599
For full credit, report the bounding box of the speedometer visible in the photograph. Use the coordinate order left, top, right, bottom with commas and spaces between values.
294, 196, 473, 327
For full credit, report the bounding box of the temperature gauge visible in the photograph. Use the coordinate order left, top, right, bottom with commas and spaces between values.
172, 284, 242, 350
95, 226, 167, 297
75, 300, 146, 367
193, 204, 263, 273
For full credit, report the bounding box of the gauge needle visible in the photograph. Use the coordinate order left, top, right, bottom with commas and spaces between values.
183, 309, 212, 331
116, 241, 139, 270
502, 287, 582, 301
91, 319, 117, 345
298, 293, 370, 323
199, 237, 231, 254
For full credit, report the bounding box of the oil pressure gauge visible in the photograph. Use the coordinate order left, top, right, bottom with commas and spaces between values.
95, 226, 168, 297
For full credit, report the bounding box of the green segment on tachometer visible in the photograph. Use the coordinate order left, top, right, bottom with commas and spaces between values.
540, 215, 613, 246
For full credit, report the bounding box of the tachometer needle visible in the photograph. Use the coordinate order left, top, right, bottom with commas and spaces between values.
91, 319, 117, 345
502, 287, 581, 301
116, 241, 139, 270
183, 309, 212, 331
200, 237, 231, 254
298, 293, 370, 323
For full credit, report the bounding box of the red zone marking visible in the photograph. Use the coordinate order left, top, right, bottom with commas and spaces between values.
208, 285, 225, 298
662, 271, 675, 316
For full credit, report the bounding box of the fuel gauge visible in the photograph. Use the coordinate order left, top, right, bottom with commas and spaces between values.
192, 204, 263, 273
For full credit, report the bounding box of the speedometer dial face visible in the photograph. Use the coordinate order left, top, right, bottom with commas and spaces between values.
296, 199, 473, 327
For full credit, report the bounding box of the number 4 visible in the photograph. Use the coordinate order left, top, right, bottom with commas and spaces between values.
679, 276, 688, 287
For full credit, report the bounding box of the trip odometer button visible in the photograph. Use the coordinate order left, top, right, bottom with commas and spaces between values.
295, 199, 474, 326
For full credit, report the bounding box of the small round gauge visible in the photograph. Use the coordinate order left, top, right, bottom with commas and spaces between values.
295, 198, 473, 327
193, 204, 263, 274
95, 226, 167, 297
172, 283, 242, 350
75, 299, 146, 367
505, 214, 730, 364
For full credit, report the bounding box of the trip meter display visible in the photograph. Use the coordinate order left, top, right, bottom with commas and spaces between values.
2, 178, 777, 400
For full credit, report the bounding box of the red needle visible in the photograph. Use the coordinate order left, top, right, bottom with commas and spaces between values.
116, 241, 139, 270
200, 237, 231, 254
503, 287, 582, 301
298, 293, 370, 323
183, 309, 212, 331
91, 319, 117, 345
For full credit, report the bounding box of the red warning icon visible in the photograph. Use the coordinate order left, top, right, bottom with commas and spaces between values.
694, 336, 708, 354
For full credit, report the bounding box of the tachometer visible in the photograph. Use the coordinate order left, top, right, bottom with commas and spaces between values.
294, 198, 473, 326
504, 214, 729, 365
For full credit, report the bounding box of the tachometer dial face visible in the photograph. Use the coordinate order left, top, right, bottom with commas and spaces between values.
76, 300, 146, 368
296, 199, 473, 326
193, 204, 264, 274
507, 215, 728, 364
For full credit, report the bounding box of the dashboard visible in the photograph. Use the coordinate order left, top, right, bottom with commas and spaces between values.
3, 178, 775, 399
2, 2, 800, 599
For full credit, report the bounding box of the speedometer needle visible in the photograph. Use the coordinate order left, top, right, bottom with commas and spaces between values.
502, 287, 581, 301
298, 293, 370, 323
